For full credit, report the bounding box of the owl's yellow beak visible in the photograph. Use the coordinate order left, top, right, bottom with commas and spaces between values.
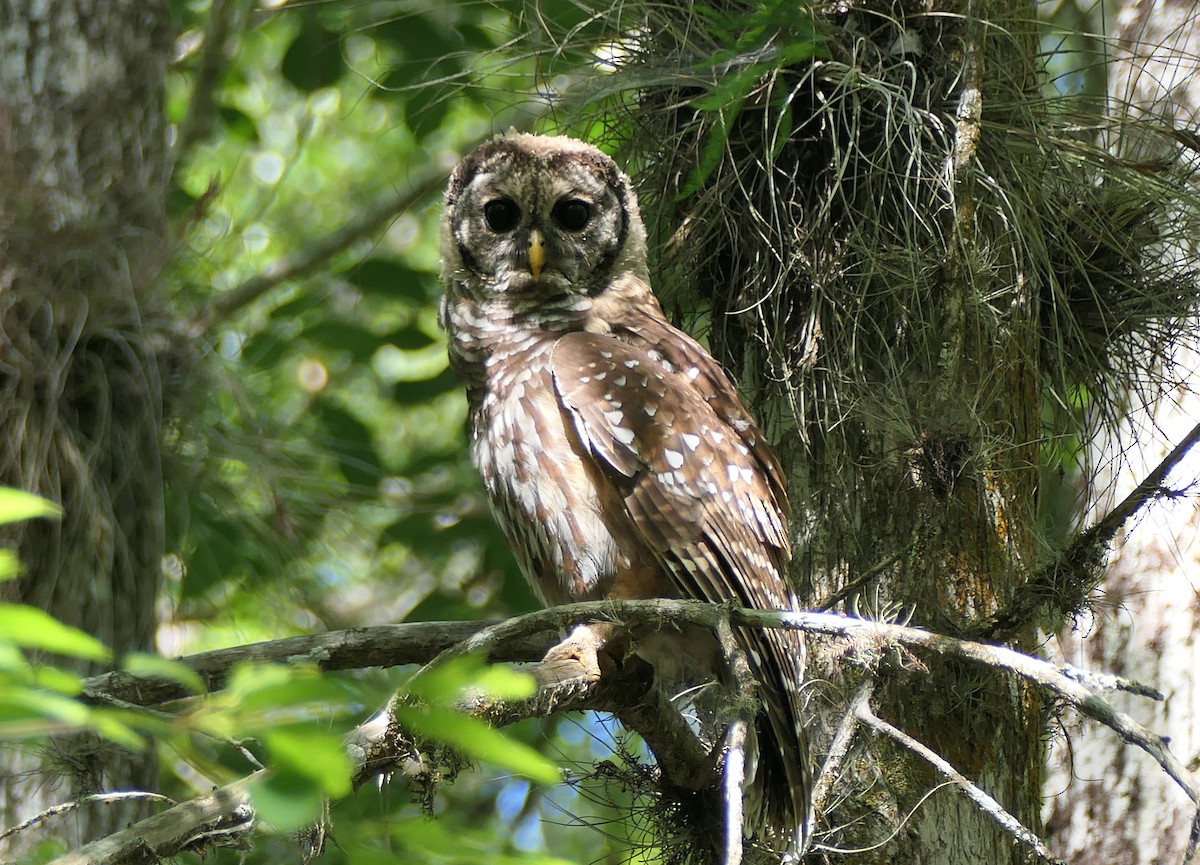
528, 229, 545, 282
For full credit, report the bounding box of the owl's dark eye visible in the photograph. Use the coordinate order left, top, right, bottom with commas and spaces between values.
552, 198, 591, 232
483, 198, 520, 232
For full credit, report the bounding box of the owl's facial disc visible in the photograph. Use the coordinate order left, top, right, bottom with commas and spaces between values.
456, 157, 625, 296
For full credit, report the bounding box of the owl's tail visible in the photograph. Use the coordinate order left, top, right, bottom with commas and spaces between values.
751, 701, 811, 861
739, 626, 811, 863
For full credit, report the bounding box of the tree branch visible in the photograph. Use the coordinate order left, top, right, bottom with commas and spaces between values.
82, 619, 554, 706
191, 109, 544, 335
855, 697, 1066, 865
980, 418, 1200, 639
84, 599, 1192, 808
192, 170, 447, 334
47, 773, 260, 865
62, 599, 1200, 864
348, 639, 716, 796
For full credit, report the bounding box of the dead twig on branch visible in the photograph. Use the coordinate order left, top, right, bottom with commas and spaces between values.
981, 419, 1200, 639
45, 773, 260, 865
854, 693, 1066, 865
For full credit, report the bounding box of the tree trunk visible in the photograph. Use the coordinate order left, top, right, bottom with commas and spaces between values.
639, 2, 1048, 859
1045, 4, 1200, 862
0, 0, 173, 852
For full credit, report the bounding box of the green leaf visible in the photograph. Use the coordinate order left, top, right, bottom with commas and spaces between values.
217, 105, 260, 144
397, 705, 559, 785
0, 549, 20, 582
221, 663, 351, 720
122, 652, 206, 696
29, 665, 82, 695
303, 320, 382, 362
0, 606, 110, 661
345, 259, 432, 304
249, 769, 325, 832
0, 642, 29, 674
0, 489, 61, 525
264, 726, 352, 797
392, 368, 458, 405
314, 400, 383, 490
281, 13, 346, 92
409, 656, 535, 703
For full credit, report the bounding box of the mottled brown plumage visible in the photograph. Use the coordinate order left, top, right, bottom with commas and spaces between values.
439, 132, 808, 859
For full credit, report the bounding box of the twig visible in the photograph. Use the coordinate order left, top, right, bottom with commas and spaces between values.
79, 600, 1197, 808
1089, 418, 1200, 548
982, 419, 1200, 638
1059, 661, 1164, 700
47, 773, 261, 865
1186, 803, 1200, 865
348, 643, 715, 796
0, 792, 177, 843
193, 110, 543, 334
173, 0, 243, 154
808, 678, 876, 835
81, 619, 554, 706
715, 608, 751, 865
855, 698, 1066, 865
193, 170, 447, 333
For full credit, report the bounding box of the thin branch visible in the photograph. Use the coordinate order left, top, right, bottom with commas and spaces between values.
1090, 418, 1200, 548
1186, 804, 1200, 865
348, 645, 715, 796
193, 170, 446, 333
47, 773, 261, 865
0, 792, 177, 844
982, 419, 1200, 638
192, 109, 544, 334
173, 0, 243, 155
81, 619, 554, 706
808, 678, 875, 832
856, 698, 1065, 864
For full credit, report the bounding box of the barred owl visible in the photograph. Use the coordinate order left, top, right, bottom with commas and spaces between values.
439, 132, 808, 858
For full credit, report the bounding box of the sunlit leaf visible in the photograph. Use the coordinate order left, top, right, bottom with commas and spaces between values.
122, 652, 206, 696
0, 606, 110, 661
264, 726, 352, 797
0, 489, 61, 525
0, 549, 20, 582
249, 769, 325, 832
396, 705, 559, 785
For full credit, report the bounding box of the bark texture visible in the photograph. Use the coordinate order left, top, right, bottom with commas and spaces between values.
0, 0, 173, 852
641, 2, 1048, 860
1045, 4, 1200, 861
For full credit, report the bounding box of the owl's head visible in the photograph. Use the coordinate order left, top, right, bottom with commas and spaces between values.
440, 133, 650, 303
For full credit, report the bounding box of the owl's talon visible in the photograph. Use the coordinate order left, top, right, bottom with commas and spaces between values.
540, 623, 612, 683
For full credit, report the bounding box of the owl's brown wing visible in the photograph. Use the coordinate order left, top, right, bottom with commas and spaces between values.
550, 328, 808, 851
615, 310, 791, 525
550, 329, 790, 608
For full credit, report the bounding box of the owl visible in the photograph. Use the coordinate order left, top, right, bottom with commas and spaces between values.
439, 132, 808, 858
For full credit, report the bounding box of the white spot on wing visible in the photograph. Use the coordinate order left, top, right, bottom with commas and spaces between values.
665, 449, 684, 469
613, 426, 636, 445
682, 433, 701, 451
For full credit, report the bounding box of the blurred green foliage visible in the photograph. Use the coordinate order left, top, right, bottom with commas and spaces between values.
159, 0, 638, 862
